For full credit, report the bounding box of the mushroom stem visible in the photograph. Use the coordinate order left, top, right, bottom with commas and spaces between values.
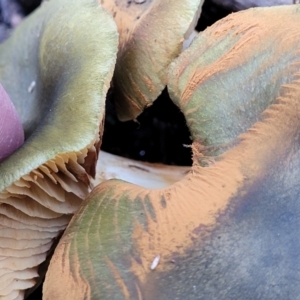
94, 151, 189, 189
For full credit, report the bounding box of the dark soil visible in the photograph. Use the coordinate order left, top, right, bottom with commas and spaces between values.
102, 88, 194, 165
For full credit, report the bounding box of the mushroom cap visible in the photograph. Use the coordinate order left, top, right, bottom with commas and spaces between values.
101, 0, 203, 120
0, 0, 118, 298
168, 5, 300, 156
44, 5, 300, 299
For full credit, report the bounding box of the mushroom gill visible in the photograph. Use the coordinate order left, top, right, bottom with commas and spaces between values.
0, 0, 118, 299
44, 5, 300, 299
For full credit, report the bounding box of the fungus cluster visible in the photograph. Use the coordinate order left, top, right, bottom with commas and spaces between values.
1, 1, 300, 299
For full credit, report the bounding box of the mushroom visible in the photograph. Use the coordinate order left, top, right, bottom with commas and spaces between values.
100, 0, 203, 120
0, 0, 118, 298
94, 151, 189, 189
44, 5, 300, 299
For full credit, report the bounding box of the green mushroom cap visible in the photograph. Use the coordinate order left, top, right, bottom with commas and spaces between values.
101, 0, 203, 120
